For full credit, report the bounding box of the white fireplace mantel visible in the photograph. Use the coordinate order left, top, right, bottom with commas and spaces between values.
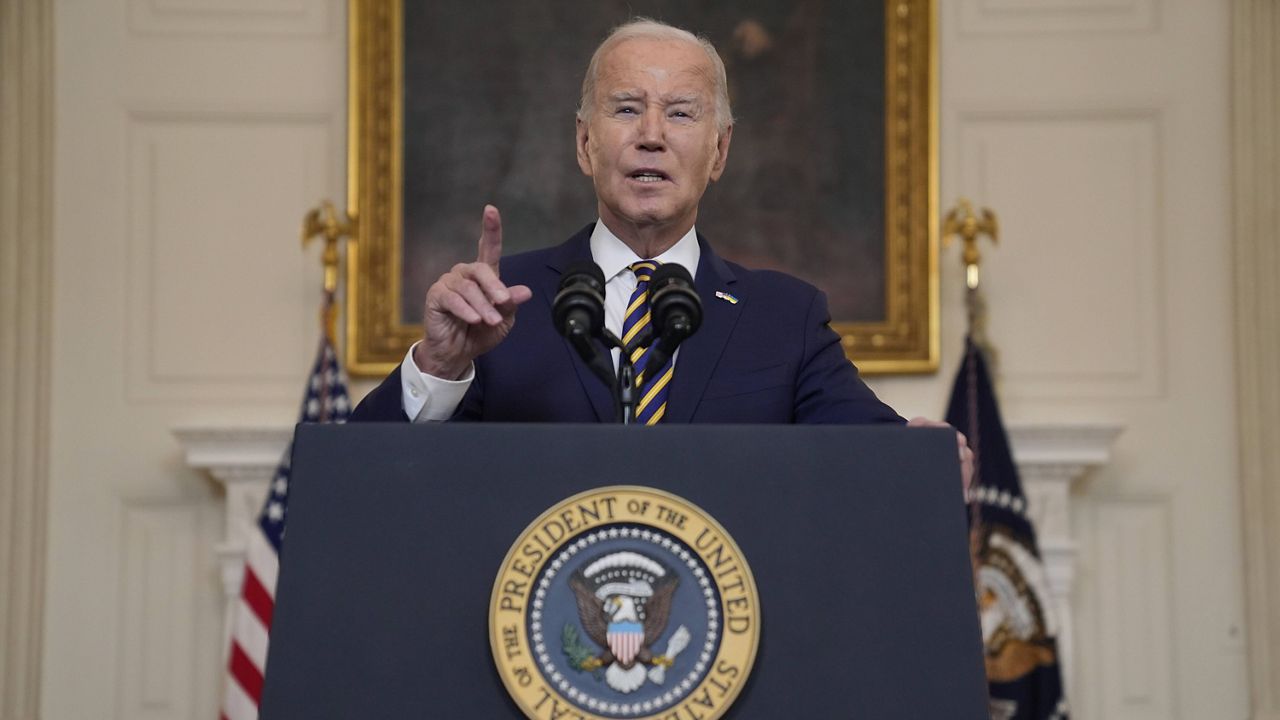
176, 422, 1121, 687
1006, 424, 1122, 699
174, 426, 293, 656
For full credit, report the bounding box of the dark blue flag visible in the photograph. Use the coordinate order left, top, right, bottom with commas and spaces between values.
946, 338, 1069, 720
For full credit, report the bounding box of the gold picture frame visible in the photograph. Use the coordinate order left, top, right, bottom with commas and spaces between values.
345, 0, 937, 376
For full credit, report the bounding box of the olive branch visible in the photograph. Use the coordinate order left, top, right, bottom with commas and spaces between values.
562, 624, 603, 679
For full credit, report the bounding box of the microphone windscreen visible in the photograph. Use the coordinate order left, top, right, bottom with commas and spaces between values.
649, 262, 694, 289
554, 259, 607, 337
648, 262, 701, 337
559, 259, 606, 291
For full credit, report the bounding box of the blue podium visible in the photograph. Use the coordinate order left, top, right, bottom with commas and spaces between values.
260, 424, 987, 719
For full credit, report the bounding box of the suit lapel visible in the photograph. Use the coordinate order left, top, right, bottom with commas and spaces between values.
665, 235, 741, 423
543, 224, 615, 422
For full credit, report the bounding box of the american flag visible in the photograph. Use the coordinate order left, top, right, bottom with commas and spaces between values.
221, 337, 351, 720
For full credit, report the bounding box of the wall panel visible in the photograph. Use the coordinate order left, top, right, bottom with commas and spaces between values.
116, 501, 222, 720
128, 0, 330, 36
958, 0, 1159, 34
956, 110, 1164, 400
1091, 500, 1174, 718
125, 110, 338, 402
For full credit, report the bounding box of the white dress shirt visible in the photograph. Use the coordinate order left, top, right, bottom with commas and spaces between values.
399, 221, 701, 422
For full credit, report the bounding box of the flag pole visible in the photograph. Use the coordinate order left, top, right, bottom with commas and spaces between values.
943, 198, 1001, 572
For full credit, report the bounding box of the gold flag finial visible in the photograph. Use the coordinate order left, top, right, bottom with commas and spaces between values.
942, 198, 999, 291
301, 200, 356, 341
942, 199, 1001, 365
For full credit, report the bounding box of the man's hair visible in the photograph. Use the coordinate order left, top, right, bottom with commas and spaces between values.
577, 18, 735, 133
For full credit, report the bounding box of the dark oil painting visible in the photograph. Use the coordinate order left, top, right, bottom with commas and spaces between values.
401, 1, 885, 323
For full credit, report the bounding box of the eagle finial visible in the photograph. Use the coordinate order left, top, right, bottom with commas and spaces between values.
299, 200, 356, 341
942, 198, 999, 291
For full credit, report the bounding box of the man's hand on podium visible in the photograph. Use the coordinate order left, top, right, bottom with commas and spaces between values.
908, 417, 974, 493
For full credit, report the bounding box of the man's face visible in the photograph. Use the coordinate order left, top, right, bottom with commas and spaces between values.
576, 38, 732, 240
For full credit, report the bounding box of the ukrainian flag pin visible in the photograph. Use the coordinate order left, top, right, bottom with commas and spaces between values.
715, 290, 739, 305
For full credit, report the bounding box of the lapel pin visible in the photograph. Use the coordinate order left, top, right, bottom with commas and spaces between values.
715, 290, 739, 305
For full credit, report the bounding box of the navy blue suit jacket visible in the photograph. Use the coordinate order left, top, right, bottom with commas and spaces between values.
351, 224, 902, 425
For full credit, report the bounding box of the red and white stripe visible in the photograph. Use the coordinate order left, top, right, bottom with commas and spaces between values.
608, 629, 644, 666
221, 527, 279, 720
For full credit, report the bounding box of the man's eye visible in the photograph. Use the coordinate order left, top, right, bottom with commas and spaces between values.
670, 110, 692, 119
616, 107, 638, 115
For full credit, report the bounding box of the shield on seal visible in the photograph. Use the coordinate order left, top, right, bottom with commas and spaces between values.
607, 621, 645, 666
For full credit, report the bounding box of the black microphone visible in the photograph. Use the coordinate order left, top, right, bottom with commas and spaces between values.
643, 263, 702, 376
553, 260, 606, 338
553, 260, 613, 385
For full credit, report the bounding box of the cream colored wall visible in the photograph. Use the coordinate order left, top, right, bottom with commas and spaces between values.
41, 0, 1249, 718
869, 1, 1249, 717
44, 0, 347, 717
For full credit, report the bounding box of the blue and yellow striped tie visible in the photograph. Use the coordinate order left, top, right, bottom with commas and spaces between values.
622, 261, 673, 425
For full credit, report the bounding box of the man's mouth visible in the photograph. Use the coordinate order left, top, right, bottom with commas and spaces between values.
628, 169, 670, 183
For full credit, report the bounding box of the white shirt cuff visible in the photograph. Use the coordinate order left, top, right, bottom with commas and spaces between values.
399, 341, 475, 423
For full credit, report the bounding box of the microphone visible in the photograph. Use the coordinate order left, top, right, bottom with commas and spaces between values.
553, 260, 613, 385
643, 263, 702, 376
553, 260, 606, 338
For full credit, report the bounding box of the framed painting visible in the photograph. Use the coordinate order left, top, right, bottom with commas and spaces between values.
346, 0, 936, 376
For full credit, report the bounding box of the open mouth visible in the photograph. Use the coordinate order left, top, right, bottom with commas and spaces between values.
628, 169, 670, 184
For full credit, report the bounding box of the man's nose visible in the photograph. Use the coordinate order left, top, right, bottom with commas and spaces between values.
635, 108, 666, 151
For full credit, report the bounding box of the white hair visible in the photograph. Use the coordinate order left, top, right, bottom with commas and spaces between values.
577, 18, 735, 133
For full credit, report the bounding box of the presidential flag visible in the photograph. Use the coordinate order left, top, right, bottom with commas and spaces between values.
946, 338, 1069, 720
220, 336, 351, 720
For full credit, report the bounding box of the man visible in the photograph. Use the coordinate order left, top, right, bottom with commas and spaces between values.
353, 19, 971, 476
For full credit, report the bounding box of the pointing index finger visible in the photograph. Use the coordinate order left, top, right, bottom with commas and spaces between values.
477, 204, 503, 273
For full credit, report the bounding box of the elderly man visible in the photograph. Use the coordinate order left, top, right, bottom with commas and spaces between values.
352, 18, 969, 469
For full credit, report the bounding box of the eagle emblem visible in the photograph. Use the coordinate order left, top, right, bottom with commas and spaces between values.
976, 529, 1060, 685
491, 488, 759, 719
565, 551, 691, 694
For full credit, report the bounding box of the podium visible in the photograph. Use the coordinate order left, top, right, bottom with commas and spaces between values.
260, 424, 988, 718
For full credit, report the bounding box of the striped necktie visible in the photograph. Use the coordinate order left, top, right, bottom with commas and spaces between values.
621, 261, 674, 425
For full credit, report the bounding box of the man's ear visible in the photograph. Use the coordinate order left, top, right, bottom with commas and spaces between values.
708, 124, 733, 182
575, 117, 594, 177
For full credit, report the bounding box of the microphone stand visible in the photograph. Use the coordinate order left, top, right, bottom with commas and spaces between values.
567, 322, 641, 424
560, 262, 698, 425
599, 328, 642, 425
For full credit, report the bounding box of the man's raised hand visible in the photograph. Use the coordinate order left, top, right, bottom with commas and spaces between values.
413, 205, 533, 380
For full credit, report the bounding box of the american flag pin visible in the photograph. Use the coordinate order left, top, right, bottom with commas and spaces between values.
715, 291, 739, 305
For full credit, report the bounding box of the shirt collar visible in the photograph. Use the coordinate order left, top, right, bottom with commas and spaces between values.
589, 220, 702, 281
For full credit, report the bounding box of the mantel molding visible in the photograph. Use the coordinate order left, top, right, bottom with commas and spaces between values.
174, 423, 1122, 479
173, 426, 294, 474
1008, 424, 1123, 468
1008, 423, 1121, 703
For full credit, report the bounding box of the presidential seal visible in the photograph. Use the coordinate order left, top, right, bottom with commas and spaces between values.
490, 486, 760, 720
